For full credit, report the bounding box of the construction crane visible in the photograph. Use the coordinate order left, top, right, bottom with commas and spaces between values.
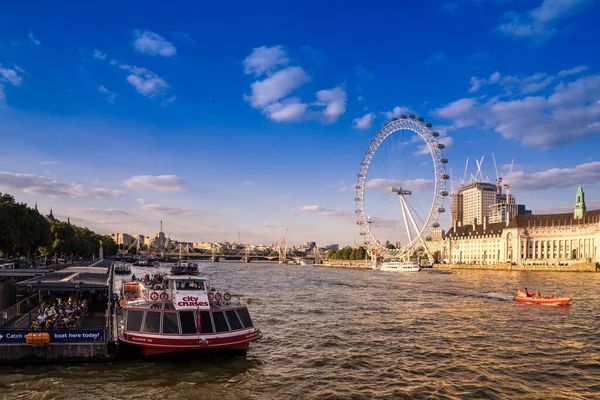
503, 159, 515, 203
491, 152, 502, 195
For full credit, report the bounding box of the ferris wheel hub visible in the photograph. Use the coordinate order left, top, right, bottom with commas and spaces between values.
388, 187, 412, 195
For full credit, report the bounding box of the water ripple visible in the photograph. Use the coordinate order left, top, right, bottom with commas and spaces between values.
1, 264, 600, 399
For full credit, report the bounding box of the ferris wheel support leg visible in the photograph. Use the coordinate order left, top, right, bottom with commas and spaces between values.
398, 195, 413, 246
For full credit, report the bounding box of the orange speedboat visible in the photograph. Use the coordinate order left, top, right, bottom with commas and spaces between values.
515, 288, 570, 306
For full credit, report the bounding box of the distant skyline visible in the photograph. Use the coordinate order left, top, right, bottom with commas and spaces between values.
1, 0, 599, 246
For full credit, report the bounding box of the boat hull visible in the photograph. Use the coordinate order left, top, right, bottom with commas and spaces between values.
514, 296, 570, 306
119, 328, 261, 357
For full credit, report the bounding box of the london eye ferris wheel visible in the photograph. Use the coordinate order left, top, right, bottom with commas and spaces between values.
354, 114, 449, 262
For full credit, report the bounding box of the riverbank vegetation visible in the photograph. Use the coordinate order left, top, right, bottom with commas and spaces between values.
0, 193, 118, 263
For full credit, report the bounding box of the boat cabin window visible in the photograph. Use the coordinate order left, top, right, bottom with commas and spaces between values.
163, 302, 176, 310
198, 311, 214, 334
175, 279, 205, 290
211, 311, 230, 333
161, 312, 180, 334
126, 310, 144, 331
180, 311, 197, 334
236, 308, 253, 328
142, 311, 161, 333
225, 310, 243, 330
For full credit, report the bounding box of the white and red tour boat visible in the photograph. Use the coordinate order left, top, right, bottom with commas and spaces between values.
118, 261, 261, 357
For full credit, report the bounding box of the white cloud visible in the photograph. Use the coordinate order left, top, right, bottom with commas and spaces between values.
122, 175, 187, 191
434, 72, 600, 147
69, 208, 129, 216
242, 180, 254, 187
94, 51, 171, 99
124, 69, 169, 97
353, 112, 376, 129
242, 46, 347, 124
497, 0, 593, 41
0, 172, 125, 198
140, 203, 220, 216
243, 45, 289, 76
469, 71, 501, 93
0, 84, 5, 101
133, 30, 176, 57
28, 31, 40, 46
505, 161, 600, 192
298, 205, 354, 220
312, 87, 347, 124
162, 95, 177, 107
262, 98, 308, 122
0, 65, 23, 87
98, 86, 117, 103
93, 49, 106, 60
382, 106, 411, 119
245, 66, 310, 108
357, 96, 364, 101
558, 65, 588, 77
365, 178, 433, 193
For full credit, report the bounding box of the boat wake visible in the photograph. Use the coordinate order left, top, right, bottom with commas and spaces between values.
423, 290, 514, 302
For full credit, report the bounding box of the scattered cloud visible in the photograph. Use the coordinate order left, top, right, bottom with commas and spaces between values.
93, 49, 107, 60
505, 161, 600, 191
245, 66, 310, 108
497, 0, 593, 43
243, 45, 289, 76
558, 65, 588, 77
133, 29, 176, 57
382, 106, 411, 119
94, 51, 171, 98
172, 30, 196, 46
0, 172, 125, 198
69, 208, 129, 216
98, 86, 117, 103
0, 66, 23, 89
424, 51, 444, 65
28, 31, 40, 46
139, 203, 221, 216
353, 112, 376, 129
434, 70, 600, 147
242, 45, 347, 123
161, 95, 177, 107
535, 199, 600, 214
469, 71, 500, 93
242, 180, 254, 187
298, 205, 354, 220
365, 178, 433, 193
122, 175, 187, 192
40, 161, 61, 165
311, 87, 347, 124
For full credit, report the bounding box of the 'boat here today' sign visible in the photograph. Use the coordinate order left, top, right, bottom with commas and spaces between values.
0, 329, 104, 343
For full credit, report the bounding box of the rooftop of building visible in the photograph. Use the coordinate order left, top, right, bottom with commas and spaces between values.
446, 221, 507, 237
507, 209, 600, 228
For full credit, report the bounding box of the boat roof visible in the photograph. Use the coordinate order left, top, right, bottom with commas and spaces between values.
16, 265, 110, 291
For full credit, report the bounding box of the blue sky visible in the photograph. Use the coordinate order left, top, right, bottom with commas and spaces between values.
0, 0, 599, 247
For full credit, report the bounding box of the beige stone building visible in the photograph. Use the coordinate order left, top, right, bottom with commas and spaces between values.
442, 186, 599, 266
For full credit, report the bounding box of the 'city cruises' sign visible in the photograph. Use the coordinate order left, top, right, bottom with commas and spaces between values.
0, 329, 104, 343
175, 294, 210, 309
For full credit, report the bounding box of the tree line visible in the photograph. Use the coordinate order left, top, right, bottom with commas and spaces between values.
326, 247, 368, 260
0, 193, 118, 263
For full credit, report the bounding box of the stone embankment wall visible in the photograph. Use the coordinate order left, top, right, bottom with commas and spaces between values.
434, 262, 598, 272
315, 260, 370, 269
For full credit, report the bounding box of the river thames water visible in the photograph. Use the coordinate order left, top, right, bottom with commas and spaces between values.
1, 262, 600, 399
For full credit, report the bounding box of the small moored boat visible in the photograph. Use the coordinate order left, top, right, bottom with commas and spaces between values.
114, 262, 132, 275
380, 261, 420, 272
514, 288, 570, 306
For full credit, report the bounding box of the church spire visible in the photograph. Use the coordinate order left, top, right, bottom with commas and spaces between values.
574, 185, 586, 220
